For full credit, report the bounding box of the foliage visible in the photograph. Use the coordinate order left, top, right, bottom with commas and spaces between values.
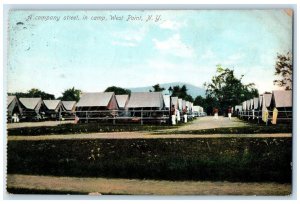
169, 85, 194, 102
8, 137, 292, 183
59, 87, 81, 102
194, 95, 218, 115
273, 52, 292, 90
8, 88, 55, 100
105, 86, 131, 95
149, 84, 165, 92
204, 65, 259, 114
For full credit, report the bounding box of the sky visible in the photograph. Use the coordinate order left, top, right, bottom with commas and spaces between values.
7, 10, 293, 98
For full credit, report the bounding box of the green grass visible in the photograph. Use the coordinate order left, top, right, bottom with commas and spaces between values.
7, 122, 176, 136
154, 124, 293, 135
7, 137, 292, 183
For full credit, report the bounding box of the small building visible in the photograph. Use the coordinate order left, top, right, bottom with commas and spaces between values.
7, 95, 22, 122
19, 97, 45, 121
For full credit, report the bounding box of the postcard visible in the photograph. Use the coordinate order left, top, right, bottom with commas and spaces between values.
5, 9, 293, 196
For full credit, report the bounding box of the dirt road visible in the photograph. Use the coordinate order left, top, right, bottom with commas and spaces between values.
6, 174, 291, 195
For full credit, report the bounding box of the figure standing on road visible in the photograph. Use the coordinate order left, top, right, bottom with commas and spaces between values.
183, 107, 188, 123
213, 107, 219, 120
171, 105, 176, 125
228, 106, 232, 120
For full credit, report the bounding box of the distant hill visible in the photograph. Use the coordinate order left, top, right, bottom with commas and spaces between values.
128, 82, 206, 98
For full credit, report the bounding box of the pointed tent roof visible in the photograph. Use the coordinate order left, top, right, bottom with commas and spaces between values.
62, 101, 77, 111
43, 100, 62, 111
178, 98, 183, 110
171, 97, 178, 109
76, 92, 115, 107
19, 98, 43, 110
126, 92, 164, 109
272, 90, 292, 108
242, 101, 247, 110
246, 100, 251, 110
116, 95, 129, 109
263, 93, 272, 108
7, 96, 17, 107
259, 95, 263, 108
163, 95, 171, 108
253, 97, 259, 109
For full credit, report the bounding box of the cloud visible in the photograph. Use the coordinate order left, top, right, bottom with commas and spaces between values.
159, 20, 184, 30
111, 27, 147, 47
152, 34, 195, 58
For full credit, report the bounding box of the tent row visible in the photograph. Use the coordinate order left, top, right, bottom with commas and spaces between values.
235, 90, 292, 124
75, 92, 205, 124
7, 96, 76, 122
7, 92, 206, 124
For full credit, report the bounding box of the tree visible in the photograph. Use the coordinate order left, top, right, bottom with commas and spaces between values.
204, 65, 259, 114
169, 85, 194, 102
60, 87, 81, 102
149, 84, 165, 92
273, 52, 292, 90
9, 88, 55, 100
104, 86, 131, 95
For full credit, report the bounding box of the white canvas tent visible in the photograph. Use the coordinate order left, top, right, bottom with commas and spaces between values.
116, 95, 129, 109
62, 101, 77, 112
126, 92, 164, 109
19, 97, 45, 121
44, 100, 62, 112
271, 90, 292, 108
7, 96, 23, 122
76, 92, 118, 111
163, 95, 171, 109
19, 97, 44, 113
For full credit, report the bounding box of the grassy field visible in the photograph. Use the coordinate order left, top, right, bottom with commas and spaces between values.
7, 122, 177, 136
7, 137, 292, 183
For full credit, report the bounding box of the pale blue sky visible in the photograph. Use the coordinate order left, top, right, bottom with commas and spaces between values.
7, 10, 292, 98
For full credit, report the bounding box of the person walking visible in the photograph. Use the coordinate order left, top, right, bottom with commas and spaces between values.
228, 106, 232, 120
171, 105, 176, 125
213, 108, 219, 119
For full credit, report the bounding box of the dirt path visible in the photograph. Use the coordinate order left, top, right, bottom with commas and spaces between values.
175, 116, 249, 131
6, 174, 291, 195
8, 132, 292, 141
7, 120, 73, 129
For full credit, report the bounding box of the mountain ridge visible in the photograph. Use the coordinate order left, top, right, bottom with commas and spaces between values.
127, 82, 206, 98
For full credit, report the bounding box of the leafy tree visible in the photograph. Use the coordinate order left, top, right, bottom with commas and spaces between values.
204, 65, 259, 114
194, 95, 218, 115
169, 85, 194, 102
149, 84, 165, 92
273, 52, 292, 90
105, 86, 131, 95
60, 87, 82, 102
9, 88, 55, 100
